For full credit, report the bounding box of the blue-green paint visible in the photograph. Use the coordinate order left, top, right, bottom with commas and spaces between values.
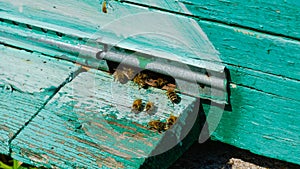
125, 0, 300, 39
203, 84, 300, 165
0, 45, 80, 155
0, 21, 109, 71
0, 0, 224, 72
1, 0, 298, 80
0, 0, 299, 167
11, 69, 198, 169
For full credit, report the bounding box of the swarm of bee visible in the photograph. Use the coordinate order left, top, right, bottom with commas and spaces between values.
109, 64, 181, 133
148, 114, 178, 133
113, 66, 177, 92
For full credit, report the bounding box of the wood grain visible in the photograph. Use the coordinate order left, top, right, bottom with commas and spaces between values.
11, 69, 199, 168
123, 0, 300, 39
0, 45, 80, 155
1, 0, 299, 166
0, 0, 299, 80
203, 83, 300, 165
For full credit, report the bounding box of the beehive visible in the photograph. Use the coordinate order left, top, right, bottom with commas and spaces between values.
0, 0, 299, 168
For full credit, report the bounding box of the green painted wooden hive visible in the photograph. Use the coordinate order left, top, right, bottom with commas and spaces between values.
0, 0, 299, 168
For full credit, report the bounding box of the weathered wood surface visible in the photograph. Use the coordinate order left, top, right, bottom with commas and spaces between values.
0, 0, 224, 73
11, 69, 199, 169
203, 83, 300, 164
0, 0, 299, 166
0, 20, 109, 72
124, 0, 300, 39
0, 0, 299, 80
0, 20, 228, 104
0, 44, 80, 155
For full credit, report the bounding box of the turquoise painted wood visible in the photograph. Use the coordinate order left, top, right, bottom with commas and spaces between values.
124, 0, 300, 39
0, 44, 80, 155
0, 0, 299, 80
0, 21, 109, 72
0, 0, 299, 167
203, 84, 300, 164
10, 69, 200, 169
0, 0, 227, 70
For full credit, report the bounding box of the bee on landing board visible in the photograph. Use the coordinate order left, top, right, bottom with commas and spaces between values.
148, 120, 166, 133
166, 89, 180, 104
144, 101, 154, 114
165, 115, 178, 130
132, 99, 143, 113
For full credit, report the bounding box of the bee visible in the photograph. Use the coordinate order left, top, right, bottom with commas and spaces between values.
101, 0, 108, 13
166, 89, 180, 104
133, 72, 148, 89
132, 99, 143, 113
148, 120, 166, 133
153, 78, 168, 88
165, 115, 178, 130
100, 0, 113, 13
144, 101, 154, 114
113, 67, 137, 84
113, 69, 128, 84
122, 67, 136, 80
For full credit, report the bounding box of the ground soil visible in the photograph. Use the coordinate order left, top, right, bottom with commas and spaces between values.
169, 140, 300, 169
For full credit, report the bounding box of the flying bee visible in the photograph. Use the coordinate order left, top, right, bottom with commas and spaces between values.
133, 72, 148, 89
144, 101, 154, 114
148, 120, 166, 133
132, 99, 143, 113
166, 89, 180, 104
165, 115, 178, 130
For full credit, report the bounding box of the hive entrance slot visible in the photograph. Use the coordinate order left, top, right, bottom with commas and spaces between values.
107, 60, 177, 91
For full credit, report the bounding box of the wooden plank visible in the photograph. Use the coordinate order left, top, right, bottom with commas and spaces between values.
11, 69, 199, 168
0, 0, 299, 81
0, 89, 45, 155
0, 45, 80, 155
123, 0, 300, 39
2, 18, 299, 103
0, 0, 224, 73
198, 20, 300, 81
203, 83, 300, 165
1, 0, 300, 165
227, 65, 300, 102
0, 20, 228, 104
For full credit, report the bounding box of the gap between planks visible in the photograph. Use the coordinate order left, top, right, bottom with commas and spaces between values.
7, 68, 86, 155
119, 0, 300, 42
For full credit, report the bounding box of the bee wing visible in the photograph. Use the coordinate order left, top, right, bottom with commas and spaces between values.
107, 1, 115, 10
